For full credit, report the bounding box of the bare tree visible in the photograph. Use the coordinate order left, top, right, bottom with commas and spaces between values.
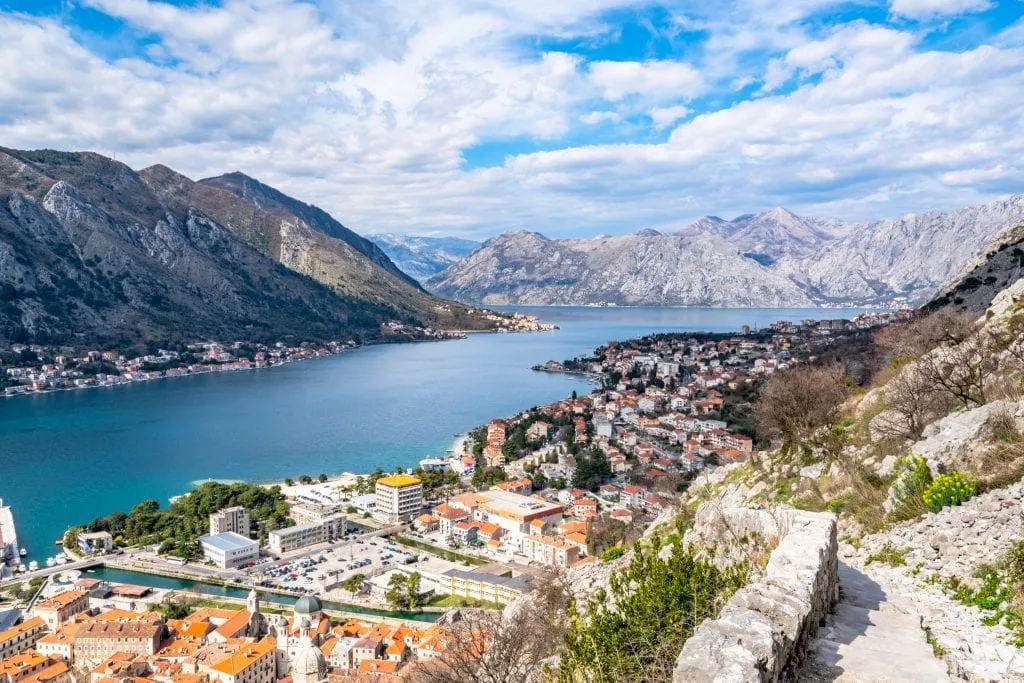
914, 330, 999, 408
875, 309, 976, 363
755, 364, 848, 447
872, 367, 950, 441
407, 571, 570, 683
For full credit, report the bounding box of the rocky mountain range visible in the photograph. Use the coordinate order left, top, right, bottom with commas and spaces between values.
368, 234, 480, 280
426, 196, 1024, 307
0, 148, 488, 348
926, 217, 1024, 312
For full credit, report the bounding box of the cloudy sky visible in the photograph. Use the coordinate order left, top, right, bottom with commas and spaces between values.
0, 0, 1021, 238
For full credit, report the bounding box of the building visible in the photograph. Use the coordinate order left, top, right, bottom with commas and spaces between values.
71, 620, 164, 665
266, 516, 346, 555
0, 649, 57, 683
206, 637, 276, 683
473, 489, 563, 537
32, 590, 90, 629
440, 568, 529, 605
373, 475, 423, 524
198, 532, 260, 569
0, 618, 46, 661
209, 507, 251, 536
76, 532, 113, 555
520, 534, 580, 568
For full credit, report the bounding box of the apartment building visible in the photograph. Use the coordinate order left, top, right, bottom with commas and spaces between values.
209, 507, 251, 536
267, 515, 346, 555
373, 475, 423, 524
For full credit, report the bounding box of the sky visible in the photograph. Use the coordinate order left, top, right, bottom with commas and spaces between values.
0, 0, 1021, 239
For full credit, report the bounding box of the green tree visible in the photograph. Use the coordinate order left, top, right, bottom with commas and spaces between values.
342, 574, 365, 593
284, 478, 294, 487
406, 572, 422, 609
317, 473, 328, 483
386, 572, 410, 609
559, 523, 746, 682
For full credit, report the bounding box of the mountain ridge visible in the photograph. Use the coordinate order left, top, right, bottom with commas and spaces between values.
427, 195, 1024, 307
0, 147, 490, 348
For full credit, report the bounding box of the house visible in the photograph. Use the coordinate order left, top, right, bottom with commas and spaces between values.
526, 422, 552, 441
77, 532, 114, 555
620, 485, 646, 508
412, 514, 438, 533
520, 535, 580, 568
494, 478, 532, 496
32, 590, 90, 630
598, 484, 619, 500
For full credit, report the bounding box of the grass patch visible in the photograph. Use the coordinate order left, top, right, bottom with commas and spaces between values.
923, 625, 946, 658
423, 594, 503, 609
866, 545, 910, 567
393, 535, 487, 566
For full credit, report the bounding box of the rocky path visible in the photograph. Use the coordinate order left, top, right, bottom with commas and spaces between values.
801, 561, 950, 682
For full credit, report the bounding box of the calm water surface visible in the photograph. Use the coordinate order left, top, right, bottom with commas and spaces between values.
0, 307, 873, 557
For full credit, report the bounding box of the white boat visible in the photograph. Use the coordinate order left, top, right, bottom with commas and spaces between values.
19, 548, 27, 557
45, 557, 56, 568
55, 556, 68, 565
28, 560, 38, 571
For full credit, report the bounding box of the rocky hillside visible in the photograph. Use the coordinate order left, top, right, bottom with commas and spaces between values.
367, 233, 480, 280
925, 219, 1024, 313
428, 197, 1024, 307
425, 230, 814, 307
0, 148, 487, 347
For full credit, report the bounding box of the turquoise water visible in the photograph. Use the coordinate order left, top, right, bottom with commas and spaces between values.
88, 566, 439, 622
0, 306, 874, 558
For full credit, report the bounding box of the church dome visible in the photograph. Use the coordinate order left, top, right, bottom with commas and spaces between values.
293, 595, 322, 616
291, 631, 327, 683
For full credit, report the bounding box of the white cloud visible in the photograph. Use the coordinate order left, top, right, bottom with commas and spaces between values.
889, 0, 992, 18
648, 105, 690, 129
0, 0, 1020, 241
580, 110, 622, 124
588, 59, 704, 101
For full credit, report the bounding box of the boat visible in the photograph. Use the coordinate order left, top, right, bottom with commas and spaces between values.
19, 548, 27, 557
45, 557, 56, 568
28, 560, 38, 571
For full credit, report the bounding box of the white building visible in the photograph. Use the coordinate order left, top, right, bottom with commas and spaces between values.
210, 506, 251, 536
199, 532, 260, 568
593, 416, 613, 438
373, 475, 423, 524
267, 516, 346, 554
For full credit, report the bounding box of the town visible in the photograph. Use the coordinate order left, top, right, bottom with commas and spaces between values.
0, 309, 555, 398
0, 310, 913, 681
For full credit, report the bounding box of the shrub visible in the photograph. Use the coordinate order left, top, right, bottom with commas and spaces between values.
600, 546, 625, 562
866, 545, 910, 567
889, 455, 933, 522
923, 472, 977, 513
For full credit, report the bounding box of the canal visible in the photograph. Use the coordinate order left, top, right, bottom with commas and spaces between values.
89, 565, 439, 623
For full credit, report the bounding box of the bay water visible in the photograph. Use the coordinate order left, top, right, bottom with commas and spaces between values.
0, 306, 874, 558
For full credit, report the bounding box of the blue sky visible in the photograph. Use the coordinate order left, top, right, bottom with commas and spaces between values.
0, 0, 1021, 238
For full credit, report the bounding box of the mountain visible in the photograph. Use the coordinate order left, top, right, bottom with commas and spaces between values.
368, 234, 480, 280
425, 230, 813, 307
427, 197, 1024, 307
925, 218, 1024, 312
0, 148, 486, 348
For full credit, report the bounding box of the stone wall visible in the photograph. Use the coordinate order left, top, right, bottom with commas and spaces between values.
673, 506, 838, 682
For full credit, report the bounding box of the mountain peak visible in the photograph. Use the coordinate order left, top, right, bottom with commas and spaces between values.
637, 228, 663, 238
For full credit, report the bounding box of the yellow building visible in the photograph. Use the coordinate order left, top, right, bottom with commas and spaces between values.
373, 475, 423, 524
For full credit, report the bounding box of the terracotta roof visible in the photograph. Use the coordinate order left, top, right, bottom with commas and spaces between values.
0, 649, 48, 677
208, 637, 275, 676
22, 660, 69, 683
0, 617, 45, 645
212, 610, 250, 640
35, 590, 88, 610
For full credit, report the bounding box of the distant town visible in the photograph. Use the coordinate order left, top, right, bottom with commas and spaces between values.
0, 312, 553, 398
0, 309, 912, 681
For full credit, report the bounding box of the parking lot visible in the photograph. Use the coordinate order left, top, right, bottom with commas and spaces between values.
237, 531, 468, 605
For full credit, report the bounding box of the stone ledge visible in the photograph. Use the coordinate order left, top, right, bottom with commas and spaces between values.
674, 506, 838, 683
